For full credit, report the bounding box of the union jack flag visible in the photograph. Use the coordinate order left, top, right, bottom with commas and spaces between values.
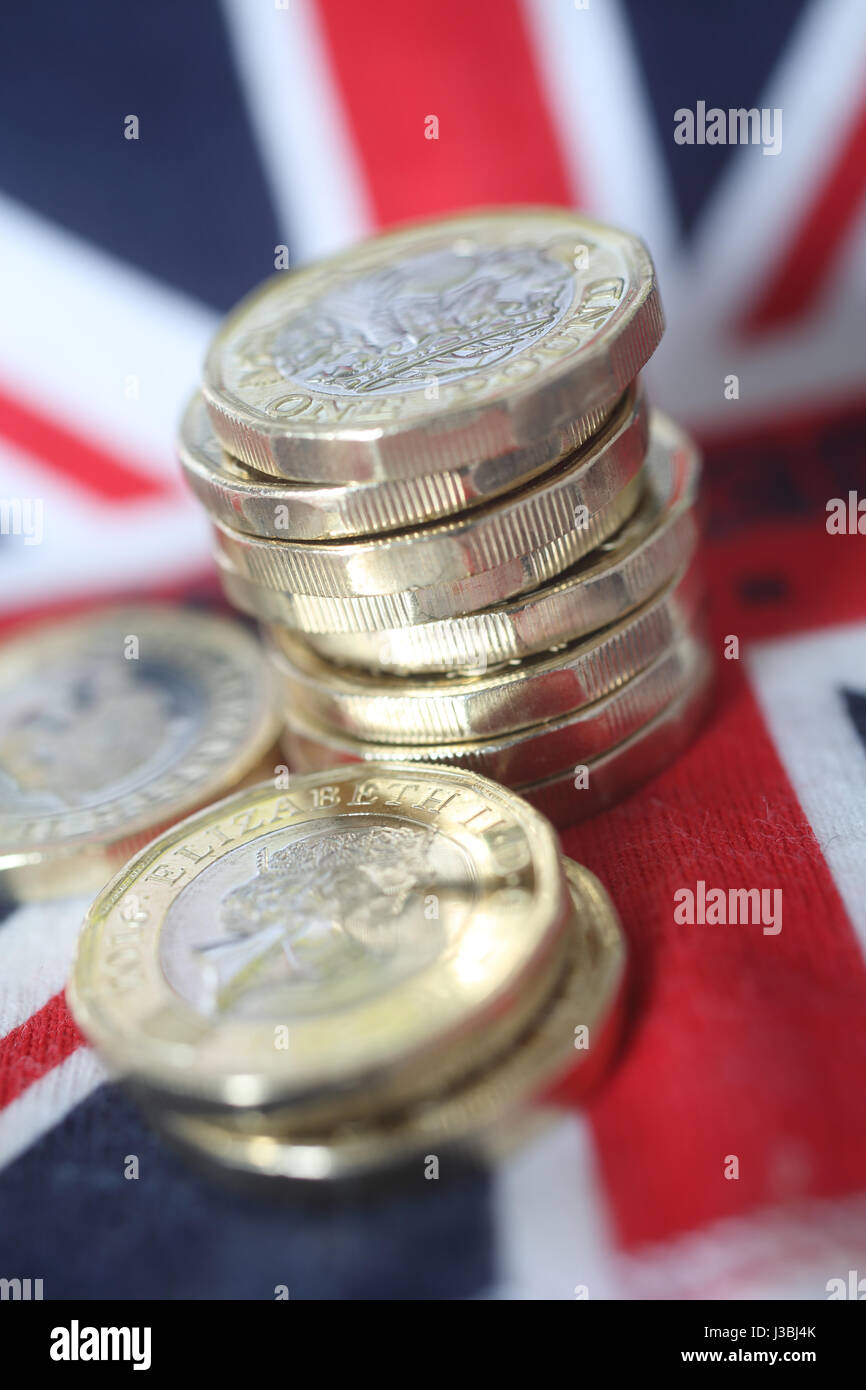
1, 0, 866, 1300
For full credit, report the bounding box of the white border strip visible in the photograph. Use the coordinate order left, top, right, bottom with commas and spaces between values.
0, 1048, 105, 1173
221, 0, 373, 266
0, 894, 92, 1037
522, 0, 678, 281
489, 1113, 620, 1299
747, 621, 866, 959
687, 0, 866, 323
617, 1191, 866, 1300
0, 430, 211, 609
0, 194, 216, 481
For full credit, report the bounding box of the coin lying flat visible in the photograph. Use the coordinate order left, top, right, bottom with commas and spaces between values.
269, 562, 703, 745
180, 391, 618, 541
203, 207, 663, 488
67, 764, 574, 1126
213, 385, 647, 635
0, 607, 280, 899
144, 857, 627, 1183
298, 410, 700, 674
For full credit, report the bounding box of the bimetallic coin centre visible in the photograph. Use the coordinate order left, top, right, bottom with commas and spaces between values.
0, 650, 200, 816
68, 766, 570, 1115
0, 608, 279, 862
159, 815, 477, 1020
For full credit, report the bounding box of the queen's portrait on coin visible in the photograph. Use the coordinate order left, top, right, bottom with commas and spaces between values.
190, 823, 459, 1017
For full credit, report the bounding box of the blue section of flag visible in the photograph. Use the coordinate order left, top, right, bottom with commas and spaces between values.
0, 1083, 495, 1299
841, 688, 866, 754
0, 0, 282, 310
622, 0, 809, 236
0, 881, 16, 927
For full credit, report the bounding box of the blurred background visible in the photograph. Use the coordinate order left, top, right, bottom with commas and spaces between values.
1, 0, 864, 619
1, 0, 865, 1300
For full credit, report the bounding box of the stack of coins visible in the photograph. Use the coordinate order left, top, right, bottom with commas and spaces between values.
68, 764, 626, 1182
180, 210, 711, 824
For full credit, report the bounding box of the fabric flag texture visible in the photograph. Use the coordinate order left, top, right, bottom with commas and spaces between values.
0, 0, 865, 1299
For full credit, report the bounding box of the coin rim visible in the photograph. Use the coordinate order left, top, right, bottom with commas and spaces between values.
202, 207, 662, 484
147, 858, 626, 1182
519, 644, 715, 827
270, 558, 704, 745
210, 386, 647, 632
0, 605, 280, 865
294, 409, 700, 672
67, 762, 572, 1113
181, 390, 621, 541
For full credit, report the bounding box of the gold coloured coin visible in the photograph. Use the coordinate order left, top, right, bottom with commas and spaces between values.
270, 562, 703, 747
203, 207, 662, 487
280, 637, 713, 829
299, 410, 700, 674
280, 591, 705, 780
180, 391, 619, 541
212, 386, 646, 634
520, 643, 714, 826
68, 764, 573, 1125
146, 858, 626, 1182
0, 607, 280, 899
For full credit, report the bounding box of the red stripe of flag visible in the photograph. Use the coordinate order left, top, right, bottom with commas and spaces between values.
0, 993, 84, 1110
560, 659, 866, 1246
0, 567, 223, 636
552, 500, 866, 1246
697, 388, 866, 646
701, 520, 866, 647
312, 0, 575, 225
0, 382, 175, 503
740, 90, 866, 334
